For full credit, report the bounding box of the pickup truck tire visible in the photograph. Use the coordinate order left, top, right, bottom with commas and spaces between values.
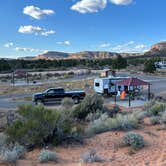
35, 99, 44, 105
72, 96, 80, 104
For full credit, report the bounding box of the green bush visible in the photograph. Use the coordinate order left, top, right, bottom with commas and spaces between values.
85, 113, 139, 136
85, 113, 109, 136
143, 59, 156, 73
147, 103, 165, 116
106, 114, 139, 131
6, 104, 84, 147
73, 94, 104, 120
86, 109, 103, 122
131, 111, 147, 122
54, 109, 75, 144
143, 101, 155, 111
123, 132, 144, 150
38, 150, 58, 163
150, 116, 160, 125
6, 105, 60, 147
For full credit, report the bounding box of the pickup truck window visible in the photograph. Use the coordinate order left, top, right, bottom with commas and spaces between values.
47, 89, 55, 94
54, 89, 64, 93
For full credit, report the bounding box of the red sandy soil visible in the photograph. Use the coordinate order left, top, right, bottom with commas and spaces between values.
13, 125, 165, 166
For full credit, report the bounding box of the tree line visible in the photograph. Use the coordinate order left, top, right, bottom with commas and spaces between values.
0, 55, 164, 73
0, 55, 127, 72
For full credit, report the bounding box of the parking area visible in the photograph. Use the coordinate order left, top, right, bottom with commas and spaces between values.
0, 72, 166, 110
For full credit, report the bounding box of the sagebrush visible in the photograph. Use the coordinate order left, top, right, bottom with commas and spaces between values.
123, 132, 144, 150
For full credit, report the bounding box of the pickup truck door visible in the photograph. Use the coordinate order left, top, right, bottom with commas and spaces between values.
45, 89, 56, 102
54, 89, 65, 100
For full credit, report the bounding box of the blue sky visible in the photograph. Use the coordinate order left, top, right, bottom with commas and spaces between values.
0, 0, 166, 58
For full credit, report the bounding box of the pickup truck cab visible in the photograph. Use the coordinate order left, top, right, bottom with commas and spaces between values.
33, 87, 86, 105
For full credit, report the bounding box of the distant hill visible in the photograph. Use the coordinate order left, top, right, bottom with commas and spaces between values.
35, 51, 69, 60
33, 51, 141, 60
19, 41, 166, 60
145, 41, 166, 56
69, 51, 119, 59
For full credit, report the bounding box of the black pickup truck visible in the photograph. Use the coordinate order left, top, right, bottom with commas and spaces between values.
33, 87, 86, 105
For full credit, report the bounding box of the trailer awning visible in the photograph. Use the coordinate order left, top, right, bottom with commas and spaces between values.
114, 77, 150, 86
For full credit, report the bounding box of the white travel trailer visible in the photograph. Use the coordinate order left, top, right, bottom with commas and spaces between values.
94, 76, 136, 95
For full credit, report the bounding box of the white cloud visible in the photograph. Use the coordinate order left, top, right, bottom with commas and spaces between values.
109, 0, 133, 5
57, 40, 71, 46
71, 0, 107, 13
4, 42, 13, 48
23, 5, 55, 19
99, 42, 111, 48
64, 40, 71, 45
41, 30, 55, 36
110, 41, 148, 53
18, 25, 55, 36
135, 44, 146, 49
15, 47, 42, 52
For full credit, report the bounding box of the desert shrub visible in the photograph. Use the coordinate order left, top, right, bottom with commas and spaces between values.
161, 111, 166, 126
53, 108, 83, 145
86, 109, 103, 122
106, 114, 139, 131
150, 116, 160, 125
73, 94, 104, 120
38, 150, 58, 163
85, 113, 138, 136
103, 105, 121, 117
85, 113, 109, 136
80, 149, 104, 163
113, 105, 121, 113
2, 143, 26, 163
146, 102, 166, 116
6, 104, 83, 147
143, 101, 155, 111
61, 98, 74, 109
131, 111, 147, 122
0, 133, 7, 149
123, 132, 144, 150
54, 109, 74, 144
6, 105, 60, 147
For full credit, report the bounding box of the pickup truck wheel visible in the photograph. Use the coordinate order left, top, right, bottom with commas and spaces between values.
36, 99, 43, 105
73, 97, 80, 104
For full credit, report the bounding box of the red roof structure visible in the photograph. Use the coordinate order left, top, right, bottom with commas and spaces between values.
114, 77, 150, 107
114, 77, 150, 86
14, 70, 27, 77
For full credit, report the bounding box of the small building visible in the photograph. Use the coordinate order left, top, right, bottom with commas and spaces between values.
100, 69, 116, 77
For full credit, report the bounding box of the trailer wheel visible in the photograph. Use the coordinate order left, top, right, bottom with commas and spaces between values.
103, 89, 110, 97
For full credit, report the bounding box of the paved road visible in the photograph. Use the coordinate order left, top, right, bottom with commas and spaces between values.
0, 73, 165, 109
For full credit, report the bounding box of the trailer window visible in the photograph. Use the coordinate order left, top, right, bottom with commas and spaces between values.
95, 83, 100, 87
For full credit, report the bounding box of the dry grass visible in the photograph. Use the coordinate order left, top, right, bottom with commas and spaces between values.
0, 78, 94, 96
